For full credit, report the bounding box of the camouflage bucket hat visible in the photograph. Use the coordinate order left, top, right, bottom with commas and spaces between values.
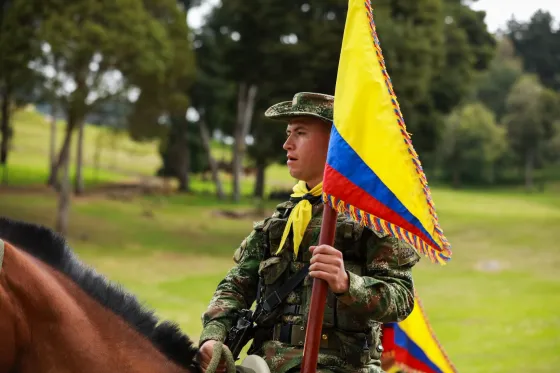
264, 92, 334, 123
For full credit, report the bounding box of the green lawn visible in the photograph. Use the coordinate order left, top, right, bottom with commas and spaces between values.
6, 106, 294, 195
1, 107, 559, 372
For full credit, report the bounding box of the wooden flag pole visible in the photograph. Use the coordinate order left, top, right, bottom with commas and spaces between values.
299, 204, 338, 373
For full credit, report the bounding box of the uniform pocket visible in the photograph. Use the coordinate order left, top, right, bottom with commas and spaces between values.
333, 330, 372, 367
266, 218, 288, 256
258, 256, 289, 285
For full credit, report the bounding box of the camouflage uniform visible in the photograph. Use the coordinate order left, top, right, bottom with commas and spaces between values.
199, 92, 421, 373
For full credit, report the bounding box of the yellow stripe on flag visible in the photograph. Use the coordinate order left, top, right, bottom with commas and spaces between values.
397, 295, 457, 373
333, 0, 444, 251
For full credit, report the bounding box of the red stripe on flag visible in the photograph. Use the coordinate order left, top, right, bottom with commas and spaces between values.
324, 164, 435, 246
394, 346, 441, 373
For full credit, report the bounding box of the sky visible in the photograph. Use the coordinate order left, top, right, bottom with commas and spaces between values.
186, 0, 560, 33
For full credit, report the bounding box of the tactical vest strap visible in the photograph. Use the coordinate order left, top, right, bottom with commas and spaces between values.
261, 263, 309, 313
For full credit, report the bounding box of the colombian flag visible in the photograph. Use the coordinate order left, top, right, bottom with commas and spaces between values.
381, 292, 457, 373
322, 0, 452, 263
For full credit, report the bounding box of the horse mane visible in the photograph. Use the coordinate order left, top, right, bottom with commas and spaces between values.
0, 216, 199, 370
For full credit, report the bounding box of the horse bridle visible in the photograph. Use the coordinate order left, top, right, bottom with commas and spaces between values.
0, 239, 4, 273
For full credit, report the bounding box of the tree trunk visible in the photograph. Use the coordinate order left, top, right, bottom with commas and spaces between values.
49, 104, 58, 180
48, 111, 78, 187
452, 168, 461, 189
253, 158, 267, 198
177, 163, 190, 192
74, 118, 85, 195
232, 83, 258, 202
1, 85, 11, 185
524, 149, 535, 192
177, 130, 191, 193
56, 138, 72, 235
199, 117, 224, 200
51, 68, 87, 189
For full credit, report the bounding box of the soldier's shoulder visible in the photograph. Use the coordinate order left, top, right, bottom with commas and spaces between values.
336, 215, 421, 267
233, 218, 270, 263
335, 212, 389, 240
366, 230, 421, 267
273, 199, 295, 215
251, 201, 290, 231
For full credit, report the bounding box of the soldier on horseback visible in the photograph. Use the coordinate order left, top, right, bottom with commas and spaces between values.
197, 92, 421, 373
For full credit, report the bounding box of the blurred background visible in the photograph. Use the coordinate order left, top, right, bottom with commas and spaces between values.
0, 0, 559, 371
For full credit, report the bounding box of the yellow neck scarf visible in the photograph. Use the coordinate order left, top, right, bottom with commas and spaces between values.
276, 180, 323, 258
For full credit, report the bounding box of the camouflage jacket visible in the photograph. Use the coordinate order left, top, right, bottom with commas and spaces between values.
199, 199, 421, 373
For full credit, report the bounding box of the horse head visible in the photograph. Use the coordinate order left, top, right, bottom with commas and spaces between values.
0, 217, 201, 373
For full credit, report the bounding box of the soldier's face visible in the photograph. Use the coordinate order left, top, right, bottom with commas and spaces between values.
283, 117, 331, 188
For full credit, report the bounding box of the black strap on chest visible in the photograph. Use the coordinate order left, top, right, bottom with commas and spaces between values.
260, 263, 309, 313
224, 262, 310, 360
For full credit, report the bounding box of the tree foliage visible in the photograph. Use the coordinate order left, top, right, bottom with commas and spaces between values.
506, 10, 560, 91
127, 0, 196, 142
472, 36, 523, 121
502, 74, 550, 189
440, 101, 507, 186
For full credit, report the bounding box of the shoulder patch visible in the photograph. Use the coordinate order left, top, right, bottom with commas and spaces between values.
396, 241, 421, 267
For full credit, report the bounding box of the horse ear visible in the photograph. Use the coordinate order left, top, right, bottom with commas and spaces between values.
151, 321, 199, 367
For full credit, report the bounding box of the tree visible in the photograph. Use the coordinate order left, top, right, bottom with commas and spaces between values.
28, 0, 194, 233
198, 0, 306, 202
242, 0, 348, 198
472, 36, 523, 121
157, 116, 208, 192
506, 10, 560, 91
127, 0, 196, 143
502, 74, 548, 191
185, 22, 239, 200
34, 0, 185, 195
440, 101, 507, 187
545, 121, 560, 164
193, 0, 495, 198
424, 0, 496, 167
0, 0, 45, 184
539, 90, 560, 180
368, 0, 446, 160
247, 114, 288, 199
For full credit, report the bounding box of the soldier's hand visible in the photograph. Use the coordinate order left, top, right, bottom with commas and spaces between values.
198, 340, 228, 373
309, 244, 349, 294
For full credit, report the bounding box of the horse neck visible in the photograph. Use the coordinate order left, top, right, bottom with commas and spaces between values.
1, 242, 194, 373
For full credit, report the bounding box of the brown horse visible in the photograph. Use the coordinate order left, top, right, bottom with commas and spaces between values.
0, 216, 201, 373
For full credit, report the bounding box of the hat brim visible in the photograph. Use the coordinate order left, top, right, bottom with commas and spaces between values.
264, 101, 332, 123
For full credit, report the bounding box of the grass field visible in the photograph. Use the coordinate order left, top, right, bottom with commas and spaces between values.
2, 107, 560, 373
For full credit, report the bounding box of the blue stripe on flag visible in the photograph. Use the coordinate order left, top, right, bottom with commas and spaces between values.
394, 324, 444, 373
327, 125, 438, 248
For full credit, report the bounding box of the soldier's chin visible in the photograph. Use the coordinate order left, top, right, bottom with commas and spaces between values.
287, 167, 300, 180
